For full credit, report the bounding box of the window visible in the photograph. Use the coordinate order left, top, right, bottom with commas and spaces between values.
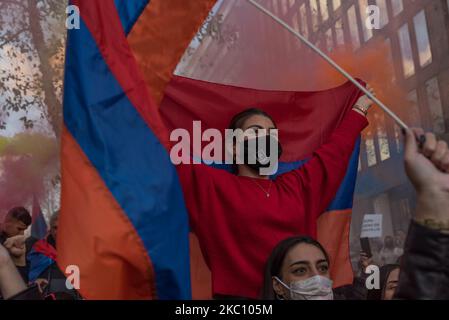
407, 90, 421, 127
393, 124, 402, 154
348, 5, 361, 50
320, 0, 329, 21
398, 198, 411, 221
413, 10, 432, 68
333, 0, 341, 11
384, 38, 396, 82
300, 3, 309, 38
359, 0, 373, 41
292, 12, 301, 48
376, 113, 391, 161
310, 0, 320, 32
391, 0, 404, 17
335, 19, 344, 45
365, 130, 377, 167
325, 28, 333, 51
425, 77, 446, 134
393, 198, 412, 233
376, 0, 389, 28
272, 0, 278, 15
398, 24, 415, 78
292, 12, 300, 32
281, 0, 289, 15
373, 194, 392, 230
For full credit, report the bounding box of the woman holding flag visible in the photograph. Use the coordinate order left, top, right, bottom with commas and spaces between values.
176, 84, 376, 299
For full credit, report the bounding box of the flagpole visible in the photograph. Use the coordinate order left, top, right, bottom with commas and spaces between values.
246, 0, 409, 130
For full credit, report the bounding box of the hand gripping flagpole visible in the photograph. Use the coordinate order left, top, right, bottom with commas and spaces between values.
246, 0, 409, 130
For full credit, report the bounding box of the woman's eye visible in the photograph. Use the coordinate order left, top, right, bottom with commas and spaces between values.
318, 265, 329, 273
387, 284, 397, 290
293, 268, 307, 275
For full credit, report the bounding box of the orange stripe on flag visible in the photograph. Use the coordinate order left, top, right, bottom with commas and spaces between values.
58, 127, 157, 299
317, 209, 354, 288
128, 0, 217, 299
128, 0, 217, 104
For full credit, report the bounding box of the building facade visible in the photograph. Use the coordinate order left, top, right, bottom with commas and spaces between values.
178, 0, 449, 265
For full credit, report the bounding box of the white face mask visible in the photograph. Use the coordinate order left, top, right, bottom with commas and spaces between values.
275, 275, 334, 300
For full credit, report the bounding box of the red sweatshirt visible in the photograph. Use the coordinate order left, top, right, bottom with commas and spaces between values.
177, 110, 368, 299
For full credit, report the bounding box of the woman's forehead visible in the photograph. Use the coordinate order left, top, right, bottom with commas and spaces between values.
241, 114, 276, 130
284, 243, 326, 265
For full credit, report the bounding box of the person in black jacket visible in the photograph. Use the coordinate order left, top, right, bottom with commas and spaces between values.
366, 264, 400, 300
395, 128, 449, 299
0, 207, 32, 283
0, 242, 41, 300
0, 207, 31, 242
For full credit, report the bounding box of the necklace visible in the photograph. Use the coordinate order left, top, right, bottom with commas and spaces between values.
251, 179, 273, 198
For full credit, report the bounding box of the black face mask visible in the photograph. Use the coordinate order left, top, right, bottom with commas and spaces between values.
238, 134, 283, 172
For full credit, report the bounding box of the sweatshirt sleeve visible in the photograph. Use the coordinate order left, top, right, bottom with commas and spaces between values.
176, 163, 215, 233
277, 110, 368, 219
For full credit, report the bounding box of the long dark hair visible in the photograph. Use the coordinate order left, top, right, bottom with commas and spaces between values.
261, 236, 330, 300
366, 264, 400, 300
227, 108, 277, 174
228, 108, 276, 130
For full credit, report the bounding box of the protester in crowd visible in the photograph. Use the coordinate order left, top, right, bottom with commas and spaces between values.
370, 238, 384, 266
261, 236, 333, 300
394, 129, 449, 299
178, 85, 376, 299
0, 207, 32, 243
27, 211, 78, 299
359, 250, 373, 273
0, 243, 41, 300
394, 230, 406, 250
0, 207, 32, 284
2, 234, 29, 282
28, 212, 59, 282
366, 264, 400, 300
380, 236, 402, 265
261, 235, 368, 300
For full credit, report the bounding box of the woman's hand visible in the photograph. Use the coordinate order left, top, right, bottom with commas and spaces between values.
35, 278, 49, 293
353, 84, 376, 116
359, 251, 373, 273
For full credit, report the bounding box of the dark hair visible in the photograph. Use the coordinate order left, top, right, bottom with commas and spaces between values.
261, 236, 330, 299
228, 108, 276, 130
366, 264, 400, 300
7, 207, 32, 226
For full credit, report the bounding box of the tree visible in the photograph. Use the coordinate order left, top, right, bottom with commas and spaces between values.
0, 0, 67, 138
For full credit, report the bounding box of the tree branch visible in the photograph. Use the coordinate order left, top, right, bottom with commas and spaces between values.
0, 28, 28, 49
0, 0, 26, 8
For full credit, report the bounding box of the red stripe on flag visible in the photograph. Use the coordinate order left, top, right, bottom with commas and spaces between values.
317, 209, 354, 288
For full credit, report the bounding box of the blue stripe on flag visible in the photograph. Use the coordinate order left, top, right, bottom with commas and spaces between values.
28, 249, 54, 282
113, 0, 149, 35
63, 19, 191, 299
31, 214, 48, 240
327, 137, 361, 211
